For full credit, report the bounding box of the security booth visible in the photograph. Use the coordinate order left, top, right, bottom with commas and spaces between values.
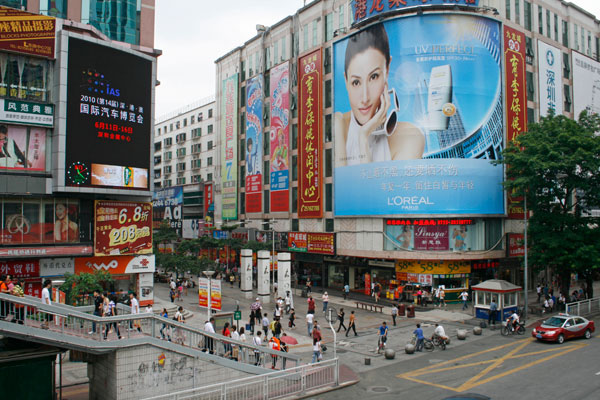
472, 279, 521, 322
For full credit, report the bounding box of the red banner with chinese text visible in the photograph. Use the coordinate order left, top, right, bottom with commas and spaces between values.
307, 233, 335, 255
94, 201, 153, 256
298, 49, 323, 218
0, 260, 40, 278
204, 182, 213, 218
504, 26, 527, 219
0, 7, 55, 59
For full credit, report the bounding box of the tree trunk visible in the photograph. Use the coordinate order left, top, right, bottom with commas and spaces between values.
559, 269, 571, 301
585, 274, 594, 299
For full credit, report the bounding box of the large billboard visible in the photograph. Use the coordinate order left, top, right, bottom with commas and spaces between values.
245, 75, 263, 213
298, 49, 323, 218
0, 6, 55, 58
572, 51, 600, 118
221, 74, 238, 220
94, 201, 152, 256
504, 26, 527, 219
537, 40, 563, 117
351, 0, 480, 24
333, 14, 504, 216
65, 37, 152, 190
270, 62, 290, 212
152, 186, 183, 235
0, 123, 46, 170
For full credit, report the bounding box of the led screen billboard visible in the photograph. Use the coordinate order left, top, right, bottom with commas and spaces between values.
65, 37, 152, 190
333, 14, 504, 216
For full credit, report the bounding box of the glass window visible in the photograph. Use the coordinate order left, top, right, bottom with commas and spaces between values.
505, 0, 510, 20
274, 41, 279, 64
292, 188, 298, 213
0, 54, 52, 102
526, 71, 535, 101
546, 10, 550, 38
538, 6, 543, 35
281, 37, 286, 60
554, 14, 558, 42
263, 189, 269, 213
264, 161, 269, 184
303, 24, 308, 52
562, 20, 569, 47
208, 109, 213, 118
564, 84, 571, 113
83, 0, 140, 45
524, 1, 532, 31
325, 114, 332, 142
339, 5, 345, 29
574, 24, 579, 51
515, 0, 520, 25
325, 13, 333, 42
477, 291, 485, 306
325, 148, 332, 177
325, 218, 334, 232
40, 0, 67, 19
292, 218, 299, 232
291, 155, 298, 181
312, 20, 318, 47
292, 124, 298, 150
325, 80, 332, 108
325, 184, 332, 212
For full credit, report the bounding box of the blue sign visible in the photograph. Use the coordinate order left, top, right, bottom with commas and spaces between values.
333, 14, 503, 216
351, 0, 480, 24
213, 230, 229, 240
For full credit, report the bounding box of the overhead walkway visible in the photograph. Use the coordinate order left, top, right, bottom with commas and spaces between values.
0, 293, 300, 372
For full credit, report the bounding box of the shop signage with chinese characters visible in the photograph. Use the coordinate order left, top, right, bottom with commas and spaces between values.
74, 255, 155, 275
472, 260, 500, 270
94, 201, 153, 256
386, 219, 474, 226
287, 232, 335, 255
0, 245, 93, 258
351, 0, 479, 24
395, 260, 470, 275
508, 233, 525, 257
0, 7, 55, 58
0, 260, 40, 278
298, 49, 323, 218
0, 100, 54, 127
40, 258, 75, 277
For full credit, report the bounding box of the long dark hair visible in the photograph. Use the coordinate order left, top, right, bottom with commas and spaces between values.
344, 23, 390, 76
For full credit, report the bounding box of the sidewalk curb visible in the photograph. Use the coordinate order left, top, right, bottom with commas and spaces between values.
295, 379, 360, 399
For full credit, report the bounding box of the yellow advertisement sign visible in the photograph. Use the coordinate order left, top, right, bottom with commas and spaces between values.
395, 260, 471, 275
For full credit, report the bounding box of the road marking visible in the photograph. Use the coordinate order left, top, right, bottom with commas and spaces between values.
397, 338, 588, 392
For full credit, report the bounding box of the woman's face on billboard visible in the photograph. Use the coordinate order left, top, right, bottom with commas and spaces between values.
345, 47, 388, 126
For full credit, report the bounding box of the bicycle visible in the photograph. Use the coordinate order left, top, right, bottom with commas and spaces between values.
377, 335, 387, 354
501, 320, 526, 336
410, 335, 434, 352
431, 334, 447, 350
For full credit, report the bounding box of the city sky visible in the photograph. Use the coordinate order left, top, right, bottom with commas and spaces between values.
154, 0, 600, 120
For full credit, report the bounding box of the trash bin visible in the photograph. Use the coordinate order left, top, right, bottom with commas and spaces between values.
406, 305, 415, 318
398, 304, 406, 316
301, 289, 307, 298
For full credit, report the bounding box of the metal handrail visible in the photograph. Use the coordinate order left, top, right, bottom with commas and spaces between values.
565, 297, 600, 316
0, 293, 300, 368
142, 358, 339, 400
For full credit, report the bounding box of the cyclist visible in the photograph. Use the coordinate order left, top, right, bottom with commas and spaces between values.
507, 310, 520, 332
378, 321, 388, 352
432, 323, 448, 343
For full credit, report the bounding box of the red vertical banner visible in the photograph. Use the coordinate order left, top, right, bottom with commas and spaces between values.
364, 273, 371, 295
204, 182, 213, 216
298, 49, 323, 218
504, 26, 528, 219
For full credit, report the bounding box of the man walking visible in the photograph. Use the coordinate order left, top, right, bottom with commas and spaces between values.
537, 284, 542, 303
460, 290, 469, 310
89, 290, 103, 334
391, 304, 398, 326
345, 310, 358, 337
204, 317, 215, 354
439, 287, 446, 307
337, 308, 347, 332
129, 292, 141, 332
307, 296, 315, 315
343, 283, 350, 300
306, 311, 314, 337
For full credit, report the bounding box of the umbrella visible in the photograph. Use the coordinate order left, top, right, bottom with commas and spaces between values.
279, 335, 298, 345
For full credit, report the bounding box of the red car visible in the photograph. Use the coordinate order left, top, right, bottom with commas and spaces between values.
532, 314, 595, 344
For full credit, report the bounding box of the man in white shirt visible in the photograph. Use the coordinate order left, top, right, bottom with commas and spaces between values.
41, 279, 52, 329
129, 292, 141, 332
204, 317, 216, 354
306, 312, 314, 337
170, 279, 176, 291
433, 323, 447, 341
460, 290, 469, 310
252, 331, 263, 366
284, 292, 292, 314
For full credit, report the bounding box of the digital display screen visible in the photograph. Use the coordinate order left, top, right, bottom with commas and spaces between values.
65, 37, 152, 190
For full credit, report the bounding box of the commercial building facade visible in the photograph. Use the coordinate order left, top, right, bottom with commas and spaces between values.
0, 1, 159, 303
214, 0, 600, 299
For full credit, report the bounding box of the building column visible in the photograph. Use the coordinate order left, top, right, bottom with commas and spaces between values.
277, 252, 291, 299
257, 250, 270, 304
241, 249, 253, 299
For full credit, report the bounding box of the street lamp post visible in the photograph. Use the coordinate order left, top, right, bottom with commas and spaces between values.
523, 195, 528, 320
203, 270, 215, 322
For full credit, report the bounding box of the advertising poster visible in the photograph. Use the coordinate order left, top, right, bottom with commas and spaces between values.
288, 232, 308, 251
245, 75, 263, 213
0, 7, 55, 58
306, 233, 335, 255
333, 14, 504, 216
74, 255, 155, 274
65, 37, 152, 190
0, 99, 54, 127
94, 201, 152, 256
152, 186, 183, 234
537, 40, 563, 117
204, 182, 213, 221
298, 49, 323, 218
270, 62, 290, 212
182, 219, 200, 239
508, 233, 525, 257
198, 277, 221, 310
0, 124, 46, 170
364, 273, 371, 295
221, 74, 239, 220
1, 200, 79, 244
198, 277, 209, 307
572, 51, 600, 118
351, 0, 480, 24
413, 225, 449, 251
137, 272, 154, 306
396, 260, 470, 276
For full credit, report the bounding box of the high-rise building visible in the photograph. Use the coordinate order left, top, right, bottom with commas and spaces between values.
213, 0, 600, 299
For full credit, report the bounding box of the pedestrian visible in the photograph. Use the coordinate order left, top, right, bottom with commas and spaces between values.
40, 279, 53, 329
178, 282, 184, 301
183, 279, 189, 296
222, 322, 232, 358
251, 297, 262, 327
145, 303, 153, 314
460, 290, 469, 310
284, 291, 292, 314
434, 286, 440, 307
262, 313, 270, 339
273, 281, 278, 297
370, 281, 375, 297
346, 310, 358, 337
307, 296, 315, 315
0, 274, 9, 320
10, 281, 25, 325
174, 306, 185, 344
231, 325, 240, 361
280, 333, 289, 370
89, 290, 103, 334
104, 295, 122, 340
543, 297, 550, 314
558, 292, 566, 312
343, 283, 350, 300
101, 292, 110, 337
391, 304, 398, 326
252, 331, 263, 366
204, 317, 215, 354
311, 338, 322, 363
288, 308, 296, 329
548, 296, 555, 312
129, 292, 141, 332
306, 278, 312, 295
312, 320, 322, 342
416, 287, 423, 306
160, 308, 171, 341
414, 323, 424, 352
322, 292, 329, 313
337, 308, 347, 332
439, 287, 446, 307
537, 284, 542, 303
306, 311, 314, 337
238, 326, 247, 361
229, 273, 235, 288
268, 336, 280, 369
488, 298, 498, 325
274, 318, 282, 338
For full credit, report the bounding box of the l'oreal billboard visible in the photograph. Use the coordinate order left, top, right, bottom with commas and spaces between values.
333, 14, 504, 216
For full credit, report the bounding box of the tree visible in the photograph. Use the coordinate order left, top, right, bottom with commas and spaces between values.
499, 112, 600, 298
60, 270, 114, 305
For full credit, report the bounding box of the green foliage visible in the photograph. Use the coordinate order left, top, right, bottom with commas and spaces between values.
499, 112, 600, 296
243, 240, 273, 252
60, 270, 114, 305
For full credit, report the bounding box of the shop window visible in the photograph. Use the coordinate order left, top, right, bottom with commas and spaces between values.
291, 218, 299, 232
264, 161, 269, 184
325, 183, 332, 212
292, 187, 298, 213
0, 54, 53, 102
325, 148, 332, 177
325, 218, 334, 232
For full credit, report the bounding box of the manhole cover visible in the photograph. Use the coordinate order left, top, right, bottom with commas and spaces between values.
368, 386, 391, 393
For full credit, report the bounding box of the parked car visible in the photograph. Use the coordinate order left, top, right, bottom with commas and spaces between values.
532, 314, 595, 344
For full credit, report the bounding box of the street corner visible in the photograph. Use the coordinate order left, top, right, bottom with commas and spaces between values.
396, 337, 589, 393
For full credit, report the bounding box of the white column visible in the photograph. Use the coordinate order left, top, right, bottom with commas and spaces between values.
241, 248, 253, 299
277, 252, 291, 299
257, 250, 271, 304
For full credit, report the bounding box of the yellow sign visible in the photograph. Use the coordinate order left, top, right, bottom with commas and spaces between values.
395, 260, 471, 275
